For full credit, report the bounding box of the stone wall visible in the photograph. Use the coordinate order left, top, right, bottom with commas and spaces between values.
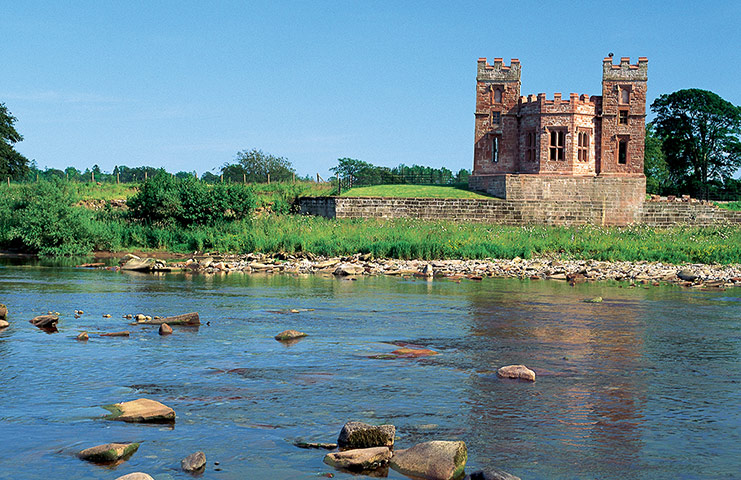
298, 196, 741, 227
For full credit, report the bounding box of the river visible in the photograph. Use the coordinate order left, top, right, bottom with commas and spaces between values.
0, 264, 739, 479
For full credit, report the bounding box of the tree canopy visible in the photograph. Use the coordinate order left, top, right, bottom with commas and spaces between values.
0, 103, 30, 179
650, 89, 741, 197
222, 149, 295, 183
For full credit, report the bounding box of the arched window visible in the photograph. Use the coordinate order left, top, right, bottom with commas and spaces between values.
494, 88, 502, 104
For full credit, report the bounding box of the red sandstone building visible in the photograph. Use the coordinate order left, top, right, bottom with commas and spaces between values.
469, 56, 648, 218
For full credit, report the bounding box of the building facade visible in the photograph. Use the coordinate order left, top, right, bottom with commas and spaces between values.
469, 56, 648, 199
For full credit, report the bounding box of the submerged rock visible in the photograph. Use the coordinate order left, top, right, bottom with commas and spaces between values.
140, 312, 200, 325
78, 442, 139, 463
0, 319, 8, 329
678, 269, 698, 282
121, 257, 157, 271
294, 441, 338, 450
159, 323, 173, 335
181, 451, 206, 472
0, 303, 7, 320
324, 446, 391, 471
391, 347, 438, 358
114, 473, 154, 480
583, 296, 603, 303
274, 329, 307, 341
465, 470, 521, 480
29, 314, 59, 330
497, 365, 535, 382
100, 331, 130, 337
334, 263, 365, 276
102, 398, 175, 423
391, 440, 467, 480
337, 421, 395, 450
76, 332, 89, 341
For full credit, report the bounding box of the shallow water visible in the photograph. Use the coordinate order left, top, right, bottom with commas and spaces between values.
0, 266, 739, 479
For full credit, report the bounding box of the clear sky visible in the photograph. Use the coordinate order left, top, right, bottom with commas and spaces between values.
2, 0, 740, 178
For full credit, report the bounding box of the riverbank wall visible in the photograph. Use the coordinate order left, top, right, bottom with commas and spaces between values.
298, 196, 741, 227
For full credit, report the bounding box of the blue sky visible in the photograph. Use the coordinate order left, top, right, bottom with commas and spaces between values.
2, 0, 740, 178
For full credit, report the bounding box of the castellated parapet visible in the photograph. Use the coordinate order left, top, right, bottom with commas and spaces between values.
603, 56, 648, 81
477, 58, 521, 82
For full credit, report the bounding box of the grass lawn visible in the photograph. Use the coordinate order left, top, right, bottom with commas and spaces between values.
341, 184, 494, 199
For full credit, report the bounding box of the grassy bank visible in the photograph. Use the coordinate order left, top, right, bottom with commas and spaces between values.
2, 179, 741, 264
341, 184, 492, 199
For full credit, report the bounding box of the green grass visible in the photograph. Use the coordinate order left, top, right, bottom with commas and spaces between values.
716, 201, 741, 211
341, 184, 493, 199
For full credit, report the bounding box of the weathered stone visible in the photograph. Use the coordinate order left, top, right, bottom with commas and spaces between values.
422, 264, 434, 277
0, 303, 6, 320
583, 296, 603, 303
465, 469, 521, 480
390, 440, 467, 480
100, 331, 130, 337
181, 451, 206, 472
294, 441, 338, 450
159, 323, 173, 335
118, 253, 141, 265
678, 270, 698, 282
324, 446, 391, 471
390, 347, 438, 358
140, 312, 200, 325
114, 473, 154, 480
121, 257, 156, 271
102, 398, 175, 423
334, 263, 365, 276
337, 421, 395, 450
30, 314, 59, 330
78, 442, 139, 463
135, 314, 147, 323
76, 331, 89, 341
275, 329, 307, 341
0, 319, 8, 329
497, 365, 535, 381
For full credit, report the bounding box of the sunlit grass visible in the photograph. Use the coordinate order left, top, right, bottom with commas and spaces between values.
342, 184, 493, 199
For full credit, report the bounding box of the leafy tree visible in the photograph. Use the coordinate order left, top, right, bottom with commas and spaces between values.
223, 148, 295, 183
651, 89, 741, 198
644, 124, 670, 194
0, 103, 30, 179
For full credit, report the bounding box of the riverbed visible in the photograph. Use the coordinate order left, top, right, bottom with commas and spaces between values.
0, 265, 739, 479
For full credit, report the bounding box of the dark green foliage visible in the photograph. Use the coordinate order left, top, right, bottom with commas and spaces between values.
0, 103, 30, 180
644, 124, 670, 195
222, 148, 295, 183
127, 174, 257, 226
651, 89, 741, 198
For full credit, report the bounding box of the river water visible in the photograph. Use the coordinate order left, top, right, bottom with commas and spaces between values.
0, 264, 739, 479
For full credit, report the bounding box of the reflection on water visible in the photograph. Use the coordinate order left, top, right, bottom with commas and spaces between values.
0, 267, 739, 479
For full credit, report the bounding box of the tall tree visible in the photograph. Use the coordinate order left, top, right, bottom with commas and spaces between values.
0, 103, 30, 179
644, 124, 669, 194
651, 89, 741, 197
225, 148, 295, 183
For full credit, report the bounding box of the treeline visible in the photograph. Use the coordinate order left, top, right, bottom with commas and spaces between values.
330, 158, 470, 188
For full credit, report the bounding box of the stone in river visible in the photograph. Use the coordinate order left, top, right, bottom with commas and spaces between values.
497, 365, 535, 382
102, 398, 175, 423
181, 451, 206, 472
159, 323, 173, 335
100, 331, 130, 337
294, 441, 338, 450
114, 474, 154, 480
390, 440, 467, 480
140, 312, 200, 325
324, 446, 391, 471
391, 347, 439, 358
274, 329, 307, 341
465, 470, 521, 480
677, 269, 698, 282
121, 257, 156, 271
583, 296, 603, 303
29, 314, 59, 330
0, 303, 6, 320
0, 319, 8, 329
333, 263, 365, 276
337, 421, 395, 450
76, 331, 89, 341
78, 442, 139, 463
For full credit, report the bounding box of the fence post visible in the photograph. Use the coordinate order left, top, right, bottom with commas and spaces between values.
243, 173, 246, 184
337, 174, 341, 195
220, 174, 223, 183
117, 172, 120, 184
292, 172, 295, 183
145, 171, 148, 181
7, 177, 9, 187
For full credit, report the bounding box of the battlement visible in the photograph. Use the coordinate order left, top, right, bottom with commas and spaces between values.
602, 56, 648, 81
477, 57, 521, 82
518, 92, 596, 113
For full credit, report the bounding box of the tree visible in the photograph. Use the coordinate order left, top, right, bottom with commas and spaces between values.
0, 103, 30, 179
644, 124, 669, 195
224, 148, 295, 183
651, 89, 741, 198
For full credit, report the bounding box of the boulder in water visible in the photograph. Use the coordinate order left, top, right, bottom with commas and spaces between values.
76, 332, 89, 341
78, 442, 139, 463
391, 440, 467, 480
324, 446, 391, 471
30, 314, 59, 330
0, 303, 7, 320
114, 474, 154, 480
275, 329, 307, 341
159, 323, 173, 335
334, 263, 365, 276
465, 470, 521, 480
497, 365, 535, 382
140, 312, 200, 325
181, 451, 206, 472
102, 398, 175, 423
337, 421, 395, 450
0, 319, 8, 329
677, 269, 698, 282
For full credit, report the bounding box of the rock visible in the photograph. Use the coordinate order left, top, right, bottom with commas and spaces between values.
315, 259, 340, 269
0, 303, 6, 319
294, 441, 338, 450
103, 314, 112, 318
678, 269, 698, 282
583, 296, 603, 303
334, 263, 365, 276
337, 421, 395, 450
135, 314, 147, 323
78, 442, 139, 463
547, 273, 567, 280
100, 331, 130, 337
324, 446, 391, 471
102, 398, 175, 423
465, 469, 521, 480
140, 312, 200, 325
422, 264, 434, 277
29, 314, 59, 330
275, 329, 307, 341
121, 257, 156, 271
114, 473, 154, 480
159, 323, 173, 335
497, 365, 535, 382
390, 441, 467, 480
181, 451, 206, 472
0, 319, 8, 329
118, 253, 141, 265
76, 331, 89, 341
390, 347, 438, 358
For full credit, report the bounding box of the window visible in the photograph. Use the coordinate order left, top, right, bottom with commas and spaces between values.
620, 87, 630, 104
491, 135, 499, 163
491, 111, 501, 126
491, 86, 503, 104
549, 130, 565, 161
525, 131, 537, 162
618, 138, 629, 164
577, 131, 589, 162
619, 110, 628, 125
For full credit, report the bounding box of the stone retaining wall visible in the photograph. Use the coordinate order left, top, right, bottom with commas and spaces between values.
298, 196, 741, 227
